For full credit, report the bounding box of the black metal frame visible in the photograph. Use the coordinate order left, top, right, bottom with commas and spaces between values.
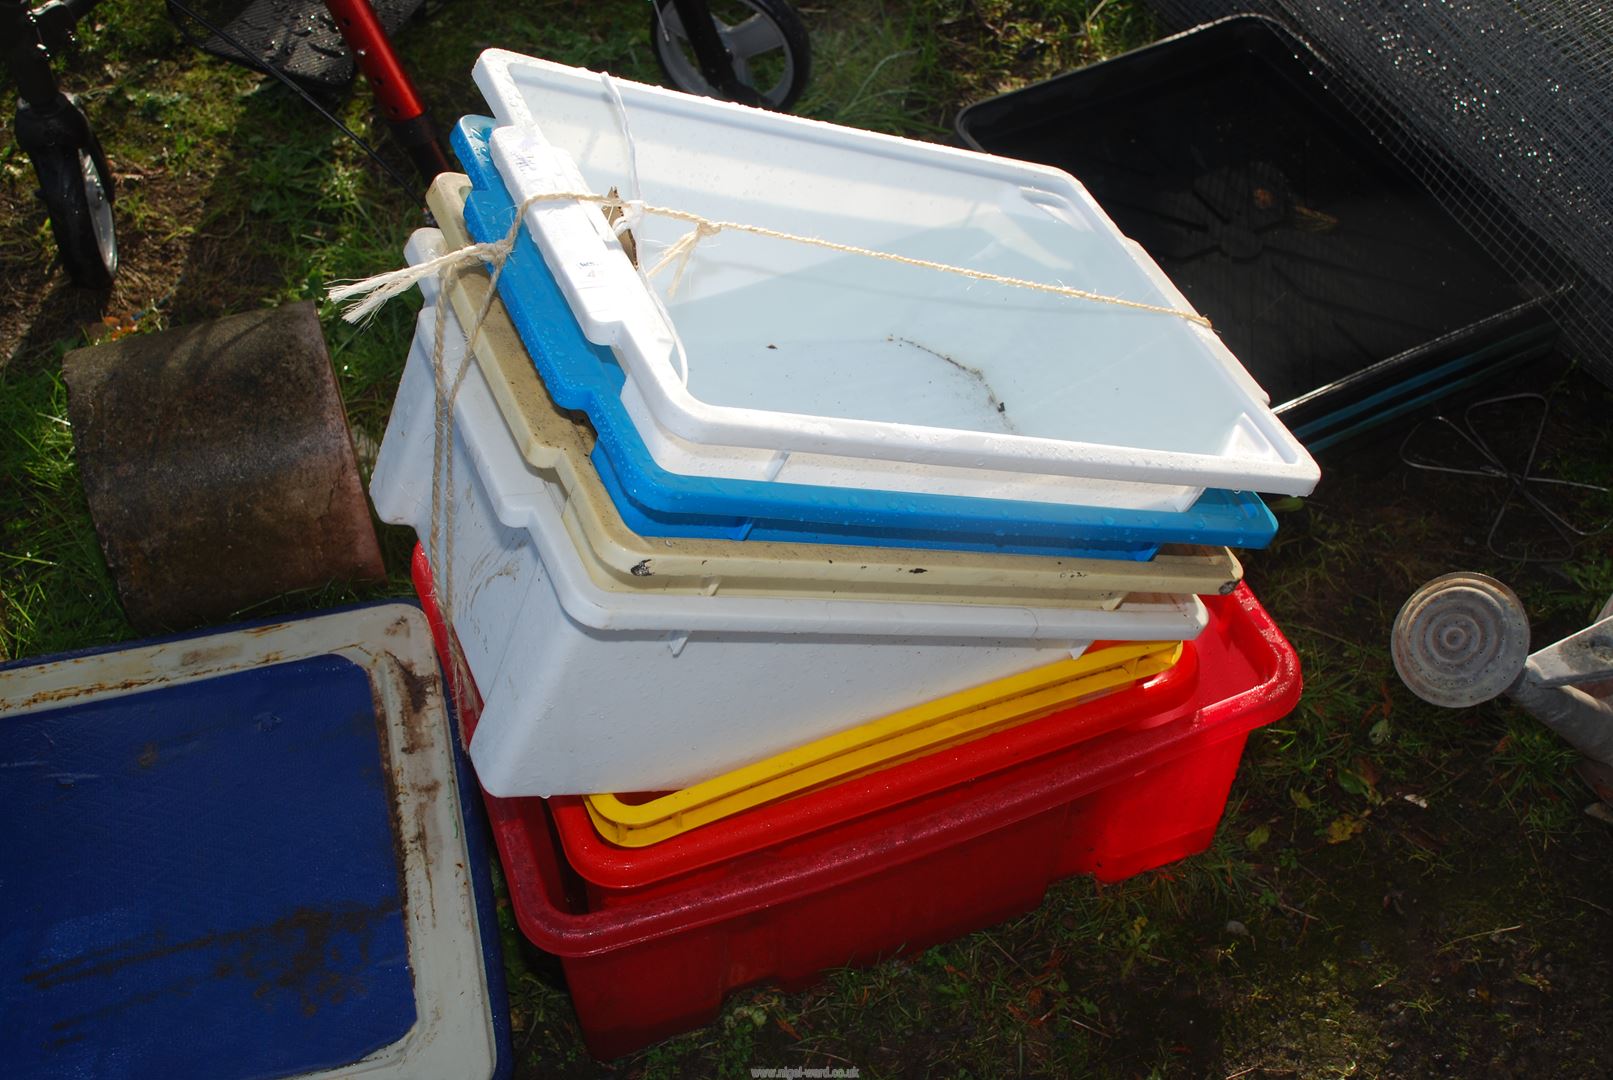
7, 0, 118, 287
7, 0, 102, 155
667, 0, 761, 107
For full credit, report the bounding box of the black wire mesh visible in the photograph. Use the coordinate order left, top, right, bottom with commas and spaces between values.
1144, 1, 1613, 387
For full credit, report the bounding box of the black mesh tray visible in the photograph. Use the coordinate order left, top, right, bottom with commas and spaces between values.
955, 15, 1558, 449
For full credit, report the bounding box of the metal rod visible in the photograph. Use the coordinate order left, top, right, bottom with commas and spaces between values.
322, 0, 449, 181
1509, 671, 1613, 770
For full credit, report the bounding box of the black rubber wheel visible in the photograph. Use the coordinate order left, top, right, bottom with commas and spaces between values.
21, 100, 118, 289
649, 0, 812, 112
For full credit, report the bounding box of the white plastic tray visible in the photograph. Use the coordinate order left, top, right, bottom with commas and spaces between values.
616, 372, 1200, 510
372, 335, 1206, 795
471, 50, 1320, 508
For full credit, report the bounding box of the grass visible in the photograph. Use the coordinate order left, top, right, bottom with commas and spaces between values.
3, 1, 1612, 1077
0, 365, 131, 655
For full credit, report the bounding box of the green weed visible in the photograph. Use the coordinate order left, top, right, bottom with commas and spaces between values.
0, 367, 131, 659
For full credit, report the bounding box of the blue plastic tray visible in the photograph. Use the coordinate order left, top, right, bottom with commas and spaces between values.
451, 116, 1276, 558
0, 603, 511, 1080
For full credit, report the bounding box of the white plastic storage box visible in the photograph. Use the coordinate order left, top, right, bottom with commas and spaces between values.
470, 51, 1320, 511
371, 318, 1206, 798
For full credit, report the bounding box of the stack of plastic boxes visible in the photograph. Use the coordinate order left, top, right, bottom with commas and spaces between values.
370, 51, 1315, 1057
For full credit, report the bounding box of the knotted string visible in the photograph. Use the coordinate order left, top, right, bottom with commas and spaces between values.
413, 236, 521, 715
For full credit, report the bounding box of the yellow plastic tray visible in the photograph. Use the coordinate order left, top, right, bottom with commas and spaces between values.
425, 174, 1244, 607
582, 639, 1183, 847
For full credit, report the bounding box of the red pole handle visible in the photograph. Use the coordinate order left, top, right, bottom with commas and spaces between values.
324, 0, 425, 120
323, 0, 448, 182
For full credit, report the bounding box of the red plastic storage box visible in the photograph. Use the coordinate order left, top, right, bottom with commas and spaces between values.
412, 548, 1300, 1059
552, 643, 1204, 908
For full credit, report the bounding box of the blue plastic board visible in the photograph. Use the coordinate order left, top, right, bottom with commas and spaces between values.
449, 115, 1278, 558
0, 604, 512, 1080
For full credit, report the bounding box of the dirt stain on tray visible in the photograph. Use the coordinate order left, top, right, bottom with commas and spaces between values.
24, 897, 404, 1022
889, 335, 1018, 433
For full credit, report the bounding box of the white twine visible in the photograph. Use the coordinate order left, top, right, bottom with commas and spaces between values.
424, 270, 468, 710
328, 238, 512, 325
601, 72, 644, 225
600, 70, 691, 384
330, 191, 1213, 330
409, 242, 520, 710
